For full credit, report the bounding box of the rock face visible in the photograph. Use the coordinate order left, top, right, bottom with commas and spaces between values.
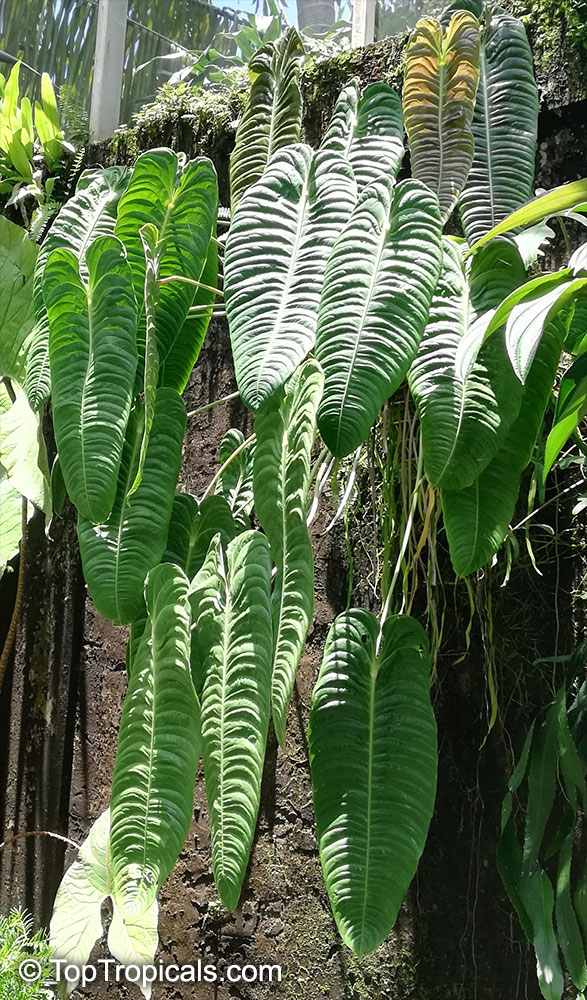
0, 15, 586, 1000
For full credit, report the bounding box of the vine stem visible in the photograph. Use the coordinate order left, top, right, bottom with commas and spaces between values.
0, 829, 80, 853
201, 432, 255, 501
0, 497, 28, 692
187, 390, 240, 419
377, 439, 424, 653
156, 275, 224, 297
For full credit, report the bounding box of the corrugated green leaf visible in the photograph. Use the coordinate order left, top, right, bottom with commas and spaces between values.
162, 493, 236, 578
215, 428, 255, 531
199, 530, 273, 909
110, 562, 200, 918
44, 235, 138, 523
0, 216, 38, 386
224, 143, 356, 411
25, 165, 130, 410
253, 358, 323, 747
229, 27, 304, 213
321, 79, 404, 191
316, 177, 442, 457
115, 148, 218, 393
459, 9, 538, 246
309, 612, 437, 955
77, 388, 186, 624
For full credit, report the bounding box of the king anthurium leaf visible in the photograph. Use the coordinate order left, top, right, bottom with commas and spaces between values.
197, 530, 273, 910
321, 79, 405, 191
408, 238, 523, 491
77, 388, 186, 625
253, 358, 324, 748
162, 492, 236, 578
0, 215, 37, 387
403, 12, 480, 223
315, 177, 442, 457
544, 354, 587, 479
44, 235, 138, 524
458, 8, 538, 246
0, 470, 25, 577
107, 899, 159, 1000
468, 237, 527, 315
309, 612, 437, 955
442, 315, 566, 576
224, 143, 357, 411
0, 380, 50, 518
110, 562, 200, 919
114, 148, 218, 393
25, 165, 130, 410
229, 27, 304, 213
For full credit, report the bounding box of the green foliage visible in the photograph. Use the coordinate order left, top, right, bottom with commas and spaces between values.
309, 612, 437, 954
253, 358, 324, 747
0, 908, 55, 1000
498, 646, 587, 1000
229, 27, 304, 213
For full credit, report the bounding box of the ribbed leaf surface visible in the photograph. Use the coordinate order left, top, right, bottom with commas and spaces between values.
309, 611, 437, 955
253, 358, 323, 747
408, 238, 523, 490
77, 388, 186, 624
115, 148, 218, 392
316, 177, 442, 457
215, 428, 255, 531
224, 143, 356, 411
199, 530, 273, 909
26, 165, 130, 409
45, 236, 138, 523
110, 563, 200, 918
321, 79, 404, 191
403, 12, 480, 223
229, 27, 304, 213
162, 493, 236, 578
458, 9, 539, 245
442, 317, 565, 576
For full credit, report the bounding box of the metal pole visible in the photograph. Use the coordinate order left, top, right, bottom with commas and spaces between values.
90, 0, 128, 142
352, 0, 376, 48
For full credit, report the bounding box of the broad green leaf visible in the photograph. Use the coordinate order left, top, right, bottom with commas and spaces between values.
523, 702, 559, 868
316, 177, 442, 457
571, 242, 587, 275
77, 388, 186, 625
309, 612, 437, 955
225, 144, 356, 411
162, 493, 236, 578
497, 813, 534, 943
468, 179, 587, 255
403, 12, 480, 223
321, 79, 404, 191
49, 810, 110, 993
556, 826, 587, 991
110, 562, 200, 918
253, 358, 324, 747
0, 216, 37, 386
199, 530, 273, 909
107, 900, 159, 1000
409, 238, 522, 491
0, 468, 24, 576
459, 9, 538, 246
26, 165, 130, 410
115, 148, 218, 393
215, 428, 255, 531
442, 316, 565, 576
229, 27, 304, 213
504, 278, 587, 384
45, 235, 138, 523
544, 354, 587, 479
468, 237, 527, 315
0, 381, 50, 517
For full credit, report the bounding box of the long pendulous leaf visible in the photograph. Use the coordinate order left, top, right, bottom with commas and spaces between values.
309, 611, 437, 955
253, 358, 324, 748
44, 235, 138, 523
